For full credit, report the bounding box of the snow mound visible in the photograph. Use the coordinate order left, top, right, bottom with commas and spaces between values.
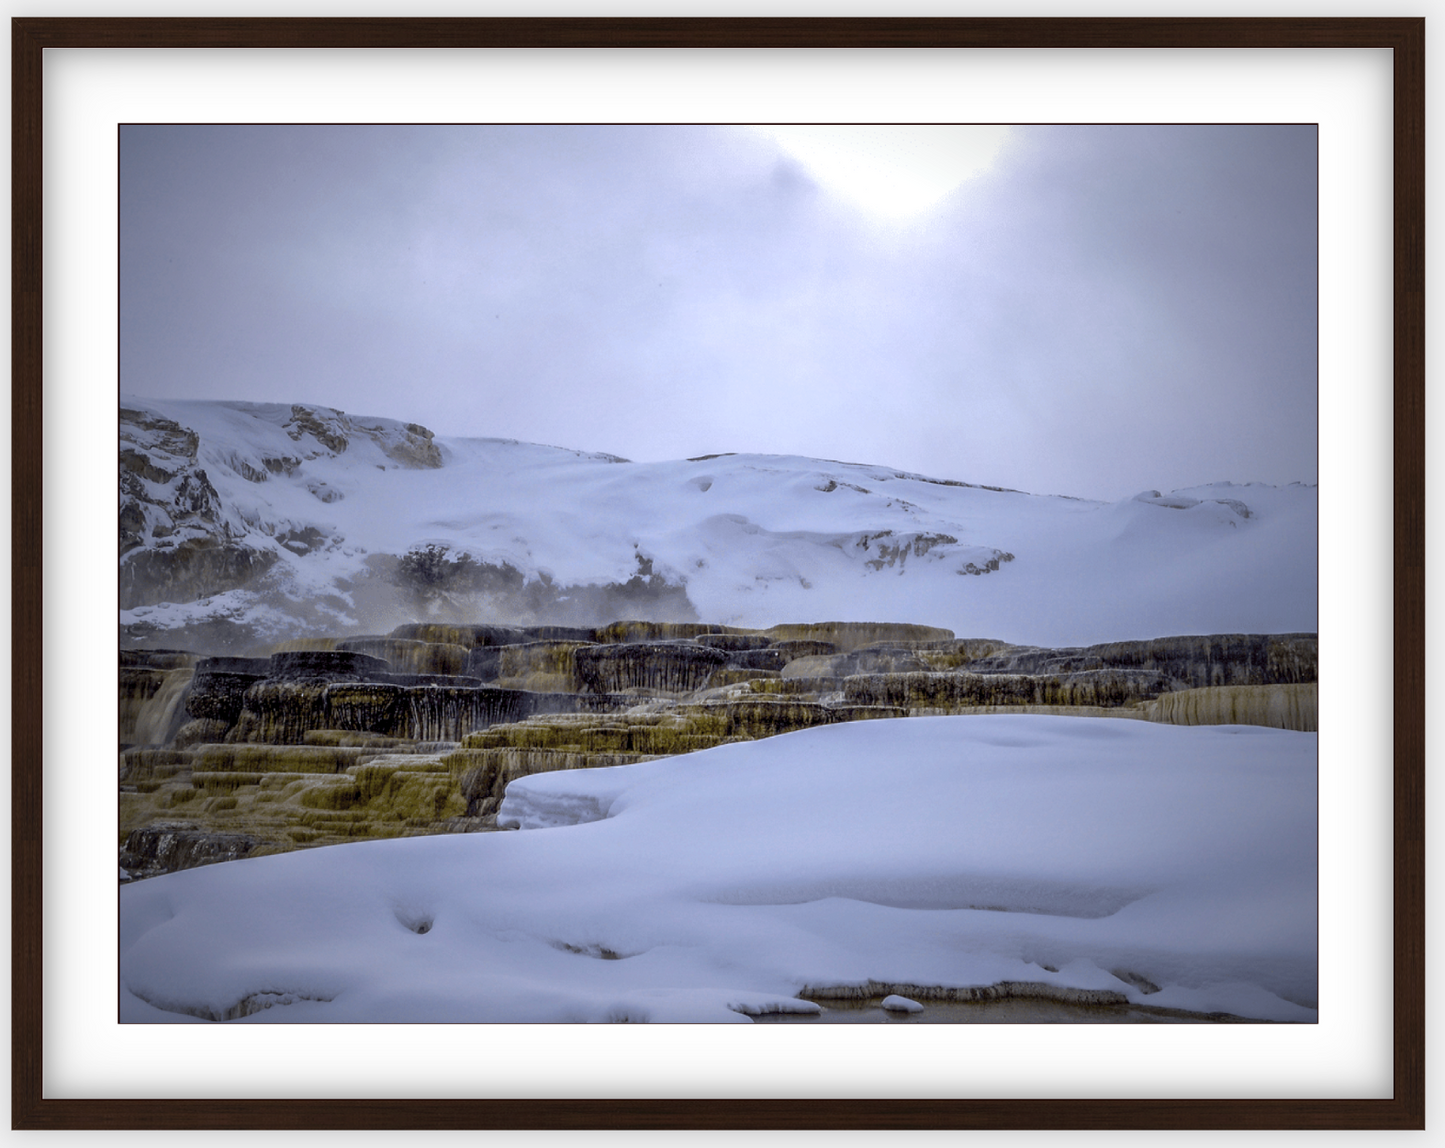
120, 714, 1317, 1024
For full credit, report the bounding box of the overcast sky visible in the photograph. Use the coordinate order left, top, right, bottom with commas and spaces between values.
120, 124, 1316, 501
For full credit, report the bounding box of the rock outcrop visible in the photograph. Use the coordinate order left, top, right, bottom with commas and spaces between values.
963, 634, 1316, 689
118, 619, 1318, 881
119, 407, 280, 608
119, 824, 262, 881
574, 642, 729, 695
1145, 684, 1317, 732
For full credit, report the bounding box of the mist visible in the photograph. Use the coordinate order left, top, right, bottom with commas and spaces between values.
121, 124, 1316, 501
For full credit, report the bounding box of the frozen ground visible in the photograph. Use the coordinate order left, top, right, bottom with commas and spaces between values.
119, 714, 1317, 1024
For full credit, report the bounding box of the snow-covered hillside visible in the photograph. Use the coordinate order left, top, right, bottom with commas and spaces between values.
119, 398, 1316, 650
119, 715, 1317, 1024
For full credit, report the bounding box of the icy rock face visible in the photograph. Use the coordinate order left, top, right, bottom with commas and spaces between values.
335, 638, 471, 677
574, 642, 729, 695
763, 622, 954, 652
1147, 683, 1317, 732
282, 403, 443, 469
694, 633, 775, 652
782, 646, 933, 679
185, 663, 270, 726
120, 407, 280, 609
841, 668, 1176, 711
846, 529, 1012, 575
393, 623, 528, 648
118, 401, 446, 622
265, 650, 390, 679
119, 408, 220, 554
465, 641, 596, 691
119, 824, 259, 880
226, 680, 547, 744
966, 634, 1315, 689
591, 621, 741, 644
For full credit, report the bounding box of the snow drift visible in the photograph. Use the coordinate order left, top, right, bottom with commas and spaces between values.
120, 714, 1317, 1024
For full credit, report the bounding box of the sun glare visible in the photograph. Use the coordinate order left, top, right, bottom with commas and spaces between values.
754, 125, 1011, 220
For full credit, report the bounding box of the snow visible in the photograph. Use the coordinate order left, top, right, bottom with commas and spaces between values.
881, 995, 924, 1012
119, 715, 1317, 1024
116, 399, 1319, 1027
119, 398, 1317, 647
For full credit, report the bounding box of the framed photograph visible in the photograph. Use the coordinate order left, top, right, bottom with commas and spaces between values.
11, 16, 1422, 1131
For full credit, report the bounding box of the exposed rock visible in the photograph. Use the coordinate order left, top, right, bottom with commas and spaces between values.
197, 656, 272, 674
226, 677, 628, 745
674, 699, 908, 739
120, 649, 200, 670
172, 719, 232, 748
1146, 684, 1317, 732
964, 633, 1315, 689
390, 622, 527, 648
117, 623, 1319, 878
719, 648, 791, 672
464, 640, 595, 691
284, 404, 352, 455
192, 743, 369, 775
119, 824, 259, 881
742, 677, 840, 698
705, 668, 784, 689
336, 637, 470, 677
267, 650, 393, 679
230, 681, 331, 744
277, 526, 330, 556
852, 530, 959, 569
371, 420, 444, 469
574, 642, 729, 695
118, 408, 215, 554
694, 633, 774, 652
907, 638, 1016, 669
447, 747, 662, 818
798, 647, 935, 679
762, 621, 955, 652
770, 640, 839, 659
592, 620, 747, 645
186, 667, 268, 725
453, 699, 906, 772
269, 638, 339, 653
120, 540, 279, 610
119, 749, 192, 785
841, 669, 1176, 711
118, 407, 288, 607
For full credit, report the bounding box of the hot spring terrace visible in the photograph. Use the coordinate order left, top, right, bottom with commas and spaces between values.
119, 620, 1317, 881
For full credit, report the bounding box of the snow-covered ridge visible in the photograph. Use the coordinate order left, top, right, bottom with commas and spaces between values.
119, 398, 1317, 650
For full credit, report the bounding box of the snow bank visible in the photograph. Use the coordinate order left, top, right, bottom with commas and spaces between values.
120, 714, 1316, 1023
119, 398, 1317, 646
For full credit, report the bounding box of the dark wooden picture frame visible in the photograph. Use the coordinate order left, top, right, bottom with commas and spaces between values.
11, 17, 1424, 1131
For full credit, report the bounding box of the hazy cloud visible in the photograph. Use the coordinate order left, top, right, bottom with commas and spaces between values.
121, 123, 1316, 500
